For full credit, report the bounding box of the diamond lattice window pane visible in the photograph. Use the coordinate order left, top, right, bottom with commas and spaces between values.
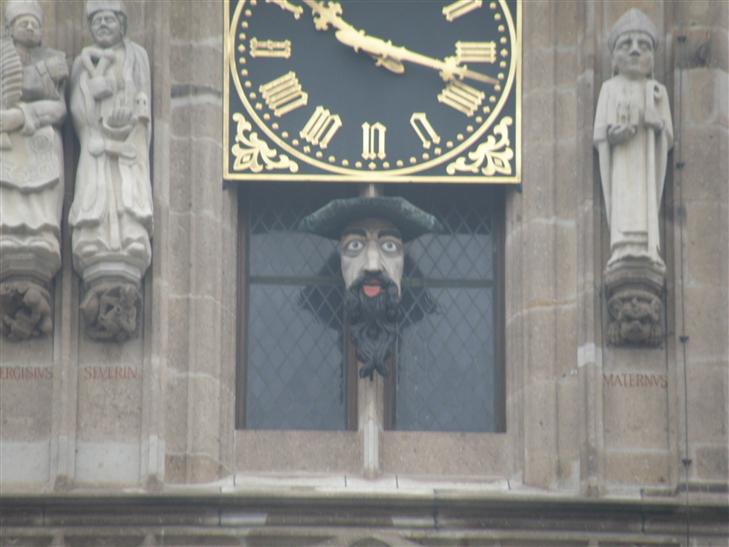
246, 283, 345, 430
396, 287, 496, 432
244, 186, 348, 430
394, 187, 500, 432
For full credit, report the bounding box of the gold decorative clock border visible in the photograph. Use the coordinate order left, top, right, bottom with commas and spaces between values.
223, 0, 522, 184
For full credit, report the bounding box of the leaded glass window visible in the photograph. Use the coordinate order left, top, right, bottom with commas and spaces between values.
392, 186, 504, 432
237, 185, 504, 433
239, 185, 350, 430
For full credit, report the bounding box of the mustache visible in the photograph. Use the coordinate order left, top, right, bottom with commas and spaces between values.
345, 271, 400, 379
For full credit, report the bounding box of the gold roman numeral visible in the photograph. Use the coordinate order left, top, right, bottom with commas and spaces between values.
438, 81, 485, 117
362, 122, 387, 160
410, 113, 441, 149
455, 41, 497, 63
442, 0, 483, 22
249, 38, 292, 59
259, 72, 308, 117
300, 106, 342, 149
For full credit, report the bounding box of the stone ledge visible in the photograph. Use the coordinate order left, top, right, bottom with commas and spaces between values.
0, 492, 727, 544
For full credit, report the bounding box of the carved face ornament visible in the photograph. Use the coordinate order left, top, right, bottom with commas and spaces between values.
298, 195, 442, 378
339, 218, 404, 296
90, 10, 123, 48
613, 31, 654, 79
11, 14, 42, 47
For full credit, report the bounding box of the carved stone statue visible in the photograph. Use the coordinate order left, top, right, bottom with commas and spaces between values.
299, 194, 442, 378
594, 9, 673, 347
0, 0, 68, 340
69, 0, 153, 341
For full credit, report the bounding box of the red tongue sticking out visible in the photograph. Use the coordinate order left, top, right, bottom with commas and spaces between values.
362, 284, 381, 298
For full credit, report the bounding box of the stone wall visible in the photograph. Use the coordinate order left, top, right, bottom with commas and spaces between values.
0, 0, 727, 544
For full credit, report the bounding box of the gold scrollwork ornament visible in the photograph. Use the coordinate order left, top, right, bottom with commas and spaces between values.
231, 113, 298, 173
446, 116, 513, 176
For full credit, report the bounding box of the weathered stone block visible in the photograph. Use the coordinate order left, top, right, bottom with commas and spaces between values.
75, 441, 141, 483
682, 286, 728, 362
0, 441, 50, 484
188, 299, 224, 378
523, 48, 556, 95
523, 308, 560, 384
77, 363, 143, 439
557, 373, 581, 483
170, 101, 222, 143
170, 0, 223, 42
678, 127, 728, 203
684, 201, 729, 289
185, 453, 223, 484
554, 222, 578, 301
603, 344, 669, 372
382, 432, 511, 476
169, 140, 194, 213
676, 0, 725, 26
163, 374, 189, 454
695, 445, 729, 480
604, 1, 663, 33
523, 1, 554, 50
684, 69, 727, 126
166, 295, 191, 373
555, 306, 578, 378
554, 1, 581, 47
167, 212, 192, 294
553, 91, 578, 143
687, 365, 728, 445
190, 141, 225, 216
603, 368, 669, 449
187, 376, 223, 455
604, 450, 671, 486
171, 42, 223, 91
523, 381, 558, 488
235, 431, 360, 473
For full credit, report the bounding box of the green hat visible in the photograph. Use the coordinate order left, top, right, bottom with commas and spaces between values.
298, 196, 444, 242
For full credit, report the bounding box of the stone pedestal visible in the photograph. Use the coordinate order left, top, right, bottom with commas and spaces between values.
605, 260, 665, 347
0, 247, 57, 340
0, 241, 58, 341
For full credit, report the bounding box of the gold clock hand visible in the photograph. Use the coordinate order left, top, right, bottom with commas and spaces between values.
302, 0, 498, 86
334, 28, 498, 85
301, 0, 405, 74
266, 0, 303, 19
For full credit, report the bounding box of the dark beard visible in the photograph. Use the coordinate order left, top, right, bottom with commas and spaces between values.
345, 272, 401, 379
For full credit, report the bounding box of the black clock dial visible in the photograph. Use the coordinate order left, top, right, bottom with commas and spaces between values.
227, 0, 518, 179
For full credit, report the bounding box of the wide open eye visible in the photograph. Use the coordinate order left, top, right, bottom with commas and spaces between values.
380, 239, 401, 254
344, 239, 365, 253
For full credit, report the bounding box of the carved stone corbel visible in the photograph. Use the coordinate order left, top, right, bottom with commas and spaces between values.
605, 261, 664, 347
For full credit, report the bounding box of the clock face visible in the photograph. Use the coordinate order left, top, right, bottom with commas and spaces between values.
224, 0, 520, 183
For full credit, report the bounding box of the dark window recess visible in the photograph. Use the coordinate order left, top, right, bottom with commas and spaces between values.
237, 185, 504, 433
391, 187, 504, 433
240, 185, 351, 430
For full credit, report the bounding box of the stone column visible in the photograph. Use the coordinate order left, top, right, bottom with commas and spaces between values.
513, 0, 584, 490
672, 0, 729, 491
164, 0, 236, 483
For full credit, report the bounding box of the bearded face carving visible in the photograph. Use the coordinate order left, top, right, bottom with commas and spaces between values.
339, 218, 404, 379
298, 195, 442, 380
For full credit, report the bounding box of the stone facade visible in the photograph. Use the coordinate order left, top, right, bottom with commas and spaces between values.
1, 1, 727, 545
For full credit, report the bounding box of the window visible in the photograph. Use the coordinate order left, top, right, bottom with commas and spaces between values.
236, 184, 504, 432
